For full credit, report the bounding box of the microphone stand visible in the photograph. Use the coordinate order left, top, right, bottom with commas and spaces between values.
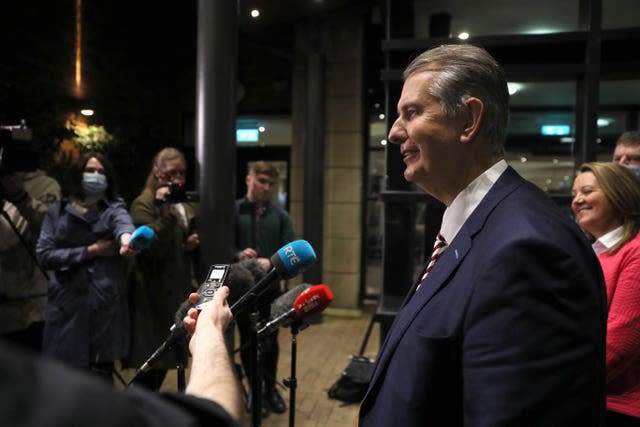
248, 309, 262, 427
283, 319, 309, 427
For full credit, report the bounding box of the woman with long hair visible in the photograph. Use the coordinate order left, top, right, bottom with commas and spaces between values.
572, 161, 640, 426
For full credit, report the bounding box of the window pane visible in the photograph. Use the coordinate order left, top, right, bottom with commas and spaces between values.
597, 79, 640, 160
603, 0, 640, 29
364, 150, 385, 297
414, 0, 580, 38
506, 81, 576, 194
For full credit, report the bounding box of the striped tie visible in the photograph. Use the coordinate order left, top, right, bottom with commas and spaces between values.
417, 232, 447, 291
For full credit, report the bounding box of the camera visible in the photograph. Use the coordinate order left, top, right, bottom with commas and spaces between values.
0, 123, 35, 176
154, 180, 200, 205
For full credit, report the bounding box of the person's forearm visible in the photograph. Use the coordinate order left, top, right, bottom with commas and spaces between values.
185, 329, 244, 421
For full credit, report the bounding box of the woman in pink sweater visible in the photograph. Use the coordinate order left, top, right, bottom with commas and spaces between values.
572, 162, 640, 426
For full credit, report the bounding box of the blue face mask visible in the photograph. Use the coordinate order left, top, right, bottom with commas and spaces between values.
621, 164, 640, 178
82, 172, 108, 195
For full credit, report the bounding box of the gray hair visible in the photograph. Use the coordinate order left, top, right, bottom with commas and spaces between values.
615, 130, 640, 147
404, 44, 510, 155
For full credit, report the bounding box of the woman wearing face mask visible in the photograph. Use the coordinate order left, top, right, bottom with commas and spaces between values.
36, 151, 136, 383
572, 162, 640, 426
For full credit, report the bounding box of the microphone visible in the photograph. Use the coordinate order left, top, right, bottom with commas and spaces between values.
229, 239, 317, 314
129, 225, 155, 251
269, 283, 312, 320
131, 241, 315, 381
133, 264, 240, 377
258, 284, 334, 335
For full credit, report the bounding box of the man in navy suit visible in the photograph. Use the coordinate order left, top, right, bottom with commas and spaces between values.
358, 44, 607, 426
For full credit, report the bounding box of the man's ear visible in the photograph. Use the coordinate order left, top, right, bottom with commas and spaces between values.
460, 97, 483, 144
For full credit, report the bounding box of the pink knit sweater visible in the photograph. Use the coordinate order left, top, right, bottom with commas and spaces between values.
598, 232, 640, 418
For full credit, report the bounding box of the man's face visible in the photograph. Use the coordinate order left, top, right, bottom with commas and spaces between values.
388, 70, 464, 195
247, 172, 274, 203
612, 143, 640, 168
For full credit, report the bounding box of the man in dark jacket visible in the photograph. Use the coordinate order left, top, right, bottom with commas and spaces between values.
359, 44, 606, 427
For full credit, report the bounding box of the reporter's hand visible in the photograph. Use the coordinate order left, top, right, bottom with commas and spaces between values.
183, 232, 200, 252
154, 186, 171, 215
184, 286, 232, 353
256, 257, 271, 271
119, 232, 137, 256
184, 285, 242, 420
238, 247, 257, 260
183, 292, 201, 335
87, 239, 117, 258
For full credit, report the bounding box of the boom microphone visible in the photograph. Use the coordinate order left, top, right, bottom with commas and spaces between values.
229, 239, 317, 314
129, 225, 155, 251
258, 284, 334, 335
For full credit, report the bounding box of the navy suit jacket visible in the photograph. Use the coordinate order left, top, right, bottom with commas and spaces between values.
359, 167, 607, 426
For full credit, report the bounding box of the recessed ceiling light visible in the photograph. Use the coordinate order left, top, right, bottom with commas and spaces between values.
80, 109, 94, 116
380, 139, 387, 146
258, 126, 265, 132
250, 9, 260, 18
458, 32, 469, 40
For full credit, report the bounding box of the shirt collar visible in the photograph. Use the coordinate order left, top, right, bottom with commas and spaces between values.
592, 226, 624, 255
440, 159, 508, 243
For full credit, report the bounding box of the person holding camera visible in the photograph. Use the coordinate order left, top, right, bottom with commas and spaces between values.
128, 147, 199, 390
0, 129, 61, 352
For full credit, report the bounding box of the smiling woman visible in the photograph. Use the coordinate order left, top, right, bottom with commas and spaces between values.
571, 161, 640, 425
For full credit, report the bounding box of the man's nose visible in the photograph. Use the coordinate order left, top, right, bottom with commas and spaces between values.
620, 155, 631, 165
388, 119, 405, 145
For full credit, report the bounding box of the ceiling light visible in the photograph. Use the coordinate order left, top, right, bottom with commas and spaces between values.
507, 82, 523, 95
250, 9, 260, 18
80, 109, 94, 116
378, 113, 385, 120
258, 126, 265, 132
458, 32, 469, 40
597, 118, 611, 127
380, 139, 387, 146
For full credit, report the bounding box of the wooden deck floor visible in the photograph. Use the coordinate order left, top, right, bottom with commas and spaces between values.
118, 309, 380, 427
